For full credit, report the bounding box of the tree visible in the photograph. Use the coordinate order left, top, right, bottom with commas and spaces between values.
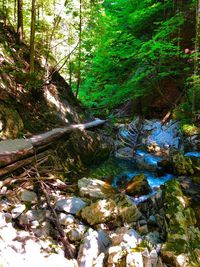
75, 0, 82, 97
30, 0, 36, 73
192, 0, 200, 113
17, 0, 23, 42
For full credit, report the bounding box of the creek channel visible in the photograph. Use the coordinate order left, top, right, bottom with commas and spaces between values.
88, 119, 182, 204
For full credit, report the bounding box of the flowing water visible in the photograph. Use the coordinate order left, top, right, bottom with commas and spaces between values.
89, 151, 173, 204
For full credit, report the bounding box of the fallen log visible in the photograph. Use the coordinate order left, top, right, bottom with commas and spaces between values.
0, 119, 106, 177
0, 139, 34, 167
29, 119, 106, 147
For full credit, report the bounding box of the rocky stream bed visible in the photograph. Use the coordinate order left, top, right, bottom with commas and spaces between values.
0, 118, 200, 267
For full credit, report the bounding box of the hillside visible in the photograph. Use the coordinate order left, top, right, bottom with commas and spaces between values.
0, 21, 87, 140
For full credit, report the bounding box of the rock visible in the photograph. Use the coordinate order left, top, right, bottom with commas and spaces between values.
145, 232, 161, 245
77, 228, 110, 267
0, 102, 24, 139
148, 215, 157, 226
138, 224, 148, 234
79, 199, 117, 225
107, 245, 126, 267
161, 180, 200, 267
142, 248, 159, 267
67, 129, 113, 166
126, 252, 144, 267
139, 219, 147, 226
113, 194, 142, 225
157, 159, 174, 174
20, 190, 37, 202
135, 151, 161, 171
110, 227, 141, 249
125, 174, 152, 197
19, 209, 50, 226
172, 152, 194, 175
58, 213, 76, 226
79, 194, 141, 226
93, 253, 105, 267
78, 177, 115, 199
55, 197, 87, 214
142, 119, 180, 149
67, 222, 86, 242
11, 204, 26, 218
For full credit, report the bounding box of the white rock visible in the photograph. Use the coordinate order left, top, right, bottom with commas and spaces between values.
93, 253, 105, 267
150, 249, 158, 267
107, 246, 124, 266
55, 197, 87, 214
110, 227, 141, 249
126, 252, 144, 267
20, 190, 37, 202
78, 177, 114, 199
77, 228, 109, 267
11, 204, 26, 218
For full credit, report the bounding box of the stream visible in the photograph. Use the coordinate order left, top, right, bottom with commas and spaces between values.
89, 153, 173, 204
88, 119, 182, 204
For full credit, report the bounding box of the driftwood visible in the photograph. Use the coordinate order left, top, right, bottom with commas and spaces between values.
0, 119, 106, 177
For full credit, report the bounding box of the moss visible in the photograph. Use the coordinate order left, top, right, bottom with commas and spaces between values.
161, 180, 200, 266
182, 124, 199, 136
172, 153, 194, 175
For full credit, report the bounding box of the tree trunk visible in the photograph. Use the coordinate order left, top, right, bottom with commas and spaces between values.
192, 0, 200, 113
75, 0, 82, 98
17, 0, 23, 43
30, 0, 36, 73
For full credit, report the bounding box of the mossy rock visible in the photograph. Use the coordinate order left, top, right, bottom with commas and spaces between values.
172, 152, 194, 175
125, 173, 152, 197
0, 101, 24, 139
161, 180, 200, 267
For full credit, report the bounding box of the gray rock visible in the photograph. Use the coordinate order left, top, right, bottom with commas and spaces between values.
55, 197, 87, 214
145, 232, 161, 245
148, 215, 157, 226
19, 209, 48, 225
78, 177, 114, 199
20, 190, 37, 202
58, 213, 76, 226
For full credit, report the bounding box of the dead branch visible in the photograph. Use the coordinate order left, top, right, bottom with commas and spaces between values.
39, 178, 76, 259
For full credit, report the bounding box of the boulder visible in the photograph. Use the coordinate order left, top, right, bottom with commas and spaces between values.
161, 180, 200, 267
67, 129, 113, 165
79, 194, 141, 226
78, 177, 115, 199
125, 174, 152, 197
79, 199, 117, 226
113, 194, 142, 225
172, 152, 194, 175
0, 102, 24, 139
